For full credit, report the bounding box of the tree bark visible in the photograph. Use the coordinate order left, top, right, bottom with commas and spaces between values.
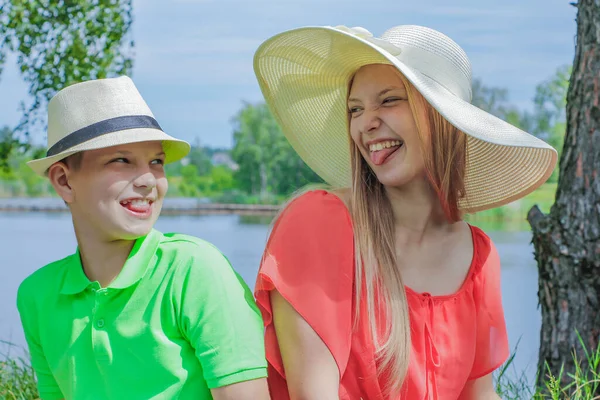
528, 0, 600, 391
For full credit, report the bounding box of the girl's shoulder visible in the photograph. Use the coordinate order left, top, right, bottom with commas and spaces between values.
274, 188, 352, 231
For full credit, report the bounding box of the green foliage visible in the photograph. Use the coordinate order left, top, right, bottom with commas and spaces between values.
174, 161, 236, 198
466, 183, 557, 231
16, 160, 45, 196
531, 65, 570, 145
230, 102, 322, 196
0, 131, 50, 197
0, 0, 134, 157
178, 164, 202, 197
530, 65, 571, 182
230, 102, 275, 195
211, 165, 234, 192
0, 126, 24, 171
211, 189, 284, 205
188, 144, 213, 176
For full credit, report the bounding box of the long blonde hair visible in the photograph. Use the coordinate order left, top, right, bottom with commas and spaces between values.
349, 69, 467, 397
268, 66, 467, 398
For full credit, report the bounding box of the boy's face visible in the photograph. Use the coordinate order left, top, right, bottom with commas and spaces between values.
57, 141, 168, 241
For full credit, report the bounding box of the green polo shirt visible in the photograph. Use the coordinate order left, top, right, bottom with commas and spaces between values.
17, 229, 267, 400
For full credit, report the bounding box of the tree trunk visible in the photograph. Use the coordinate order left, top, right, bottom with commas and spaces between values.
527, 0, 600, 391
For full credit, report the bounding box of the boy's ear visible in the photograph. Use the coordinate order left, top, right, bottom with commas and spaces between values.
47, 162, 75, 204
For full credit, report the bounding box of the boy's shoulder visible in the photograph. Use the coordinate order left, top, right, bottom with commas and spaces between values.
17, 253, 77, 302
155, 232, 247, 293
157, 232, 232, 271
159, 232, 223, 255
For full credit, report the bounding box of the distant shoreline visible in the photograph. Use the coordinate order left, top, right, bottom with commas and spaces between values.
0, 198, 281, 216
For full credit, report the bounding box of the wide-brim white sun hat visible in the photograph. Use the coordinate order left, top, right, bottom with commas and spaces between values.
28, 76, 190, 176
253, 25, 558, 212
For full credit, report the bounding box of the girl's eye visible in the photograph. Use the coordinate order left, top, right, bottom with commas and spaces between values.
348, 106, 362, 114
110, 158, 128, 164
151, 159, 165, 165
383, 97, 402, 104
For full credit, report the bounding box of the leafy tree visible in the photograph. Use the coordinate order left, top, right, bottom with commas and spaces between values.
230, 103, 277, 196
269, 133, 322, 195
179, 164, 201, 197
0, 126, 21, 170
0, 0, 134, 161
528, 65, 571, 183
188, 144, 213, 176
210, 165, 234, 192
531, 65, 570, 155
230, 102, 322, 197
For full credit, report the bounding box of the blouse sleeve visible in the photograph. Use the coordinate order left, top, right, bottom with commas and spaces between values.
469, 233, 510, 380
254, 190, 355, 378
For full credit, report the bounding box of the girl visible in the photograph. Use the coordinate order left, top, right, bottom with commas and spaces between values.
252, 25, 557, 399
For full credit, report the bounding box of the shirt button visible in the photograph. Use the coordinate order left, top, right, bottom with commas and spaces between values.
96, 319, 105, 328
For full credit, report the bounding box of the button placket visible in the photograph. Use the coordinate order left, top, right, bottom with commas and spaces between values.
93, 288, 108, 329
422, 294, 440, 400
91, 287, 110, 362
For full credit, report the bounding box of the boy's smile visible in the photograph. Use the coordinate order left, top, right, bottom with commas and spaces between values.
51, 140, 168, 242
120, 197, 155, 219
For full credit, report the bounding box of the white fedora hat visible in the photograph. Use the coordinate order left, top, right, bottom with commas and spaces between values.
28, 76, 190, 176
253, 25, 558, 212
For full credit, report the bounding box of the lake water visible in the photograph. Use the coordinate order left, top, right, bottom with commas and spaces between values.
0, 211, 540, 385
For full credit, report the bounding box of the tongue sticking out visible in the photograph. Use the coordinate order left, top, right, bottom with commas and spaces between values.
370, 145, 401, 166
122, 202, 151, 214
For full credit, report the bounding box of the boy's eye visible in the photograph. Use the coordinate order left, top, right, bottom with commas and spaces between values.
110, 158, 129, 164
348, 106, 362, 114
151, 159, 165, 165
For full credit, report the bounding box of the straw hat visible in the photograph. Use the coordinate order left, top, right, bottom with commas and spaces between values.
253, 25, 558, 212
28, 76, 190, 176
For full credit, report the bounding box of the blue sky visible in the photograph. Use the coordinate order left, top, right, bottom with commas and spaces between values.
0, 0, 577, 148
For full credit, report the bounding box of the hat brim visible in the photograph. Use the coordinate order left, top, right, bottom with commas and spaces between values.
254, 26, 558, 212
27, 128, 191, 176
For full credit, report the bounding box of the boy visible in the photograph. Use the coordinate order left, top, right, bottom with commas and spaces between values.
17, 76, 270, 400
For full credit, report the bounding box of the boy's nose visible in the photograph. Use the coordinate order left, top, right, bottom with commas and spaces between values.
133, 171, 157, 188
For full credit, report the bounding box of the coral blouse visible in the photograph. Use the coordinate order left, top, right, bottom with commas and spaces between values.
255, 190, 509, 399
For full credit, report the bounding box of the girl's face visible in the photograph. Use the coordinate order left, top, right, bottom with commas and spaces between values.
348, 64, 427, 188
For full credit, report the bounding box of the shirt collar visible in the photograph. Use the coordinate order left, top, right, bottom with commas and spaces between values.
60, 229, 163, 295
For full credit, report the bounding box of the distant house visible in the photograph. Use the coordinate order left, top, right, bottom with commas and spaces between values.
211, 152, 239, 171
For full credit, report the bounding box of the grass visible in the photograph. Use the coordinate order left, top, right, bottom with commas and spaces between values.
3, 334, 599, 400
495, 333, 600, 399
0, 342, 38, 400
